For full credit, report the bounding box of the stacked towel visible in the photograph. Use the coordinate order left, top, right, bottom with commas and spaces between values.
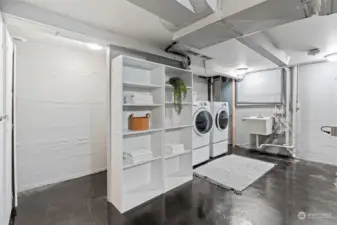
165, 144, 185, 155
124, 92, 153, 104
123, 149, 153, 164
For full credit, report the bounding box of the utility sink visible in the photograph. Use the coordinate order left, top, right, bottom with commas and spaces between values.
242, 116, 274, 135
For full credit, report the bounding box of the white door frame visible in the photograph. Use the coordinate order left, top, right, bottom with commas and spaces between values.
0, 19, 15, 225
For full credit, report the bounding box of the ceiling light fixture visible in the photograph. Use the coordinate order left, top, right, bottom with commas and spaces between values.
325, 53, 337, 62
86, 43, 103, 51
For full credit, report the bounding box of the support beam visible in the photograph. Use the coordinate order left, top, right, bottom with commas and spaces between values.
2, 2, 181, 61
174, 0, 268, 41
205, 60, 238, 79
237, 32, 291, 67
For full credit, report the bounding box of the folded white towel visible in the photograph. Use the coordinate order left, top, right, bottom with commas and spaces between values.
124, 92, 154, 104
124, 149, 153, 158
123, 155, 153, 165
165, 144, 185, 154
124, 154, 153, 161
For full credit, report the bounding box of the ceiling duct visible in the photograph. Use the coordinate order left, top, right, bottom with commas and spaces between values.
302, 0, 333, 17
174, 0, 311, 49
127, 0, 337, 50
176, 0, 217, 13
127, 0, 218, 28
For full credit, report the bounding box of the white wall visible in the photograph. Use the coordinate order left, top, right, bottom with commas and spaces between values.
235, 69, 290, 156
297, 62, 337, 166
16, 40, 108, 191
193, 75, 208, 101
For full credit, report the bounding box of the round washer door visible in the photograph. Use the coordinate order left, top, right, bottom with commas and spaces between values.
215, 109, 229, 131
194, 109, 213, 136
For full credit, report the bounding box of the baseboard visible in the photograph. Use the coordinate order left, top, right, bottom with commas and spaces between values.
18, 167, 106, 193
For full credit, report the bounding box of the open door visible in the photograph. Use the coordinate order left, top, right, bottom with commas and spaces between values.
0, 17, 15, 225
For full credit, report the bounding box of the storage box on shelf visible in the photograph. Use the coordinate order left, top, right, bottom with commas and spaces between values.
108, 55, 193, 213
123, 107, 163, 132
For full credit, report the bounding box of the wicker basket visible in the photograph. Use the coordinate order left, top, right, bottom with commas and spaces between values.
128, 113, 151, 131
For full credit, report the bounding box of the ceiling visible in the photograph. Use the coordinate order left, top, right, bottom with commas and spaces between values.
11, 0, 174, 48
8, 25, 108, 55
265, 13, 337, 65
5, 0, 337, 74
201, 39, 277, 73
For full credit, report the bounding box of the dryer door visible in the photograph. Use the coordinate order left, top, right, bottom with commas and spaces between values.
215, 109, 229, 131
194, 109, 213, 136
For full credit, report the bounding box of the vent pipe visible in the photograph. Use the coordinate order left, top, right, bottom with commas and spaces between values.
303, 0, 333, 17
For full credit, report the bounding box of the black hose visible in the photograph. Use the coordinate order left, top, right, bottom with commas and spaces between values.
165, 42, 191, 69
321, 126, 331, 134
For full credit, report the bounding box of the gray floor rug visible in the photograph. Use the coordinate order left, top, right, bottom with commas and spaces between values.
194, 155, 276, 193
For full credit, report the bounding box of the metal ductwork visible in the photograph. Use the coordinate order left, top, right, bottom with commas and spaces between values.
176, 0, 217, 14
127, 0, 337, 50
303, 0, 334, 16
127, 0, 218, 28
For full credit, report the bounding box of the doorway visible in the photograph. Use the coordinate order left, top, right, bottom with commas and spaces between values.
1, 23, 15, 225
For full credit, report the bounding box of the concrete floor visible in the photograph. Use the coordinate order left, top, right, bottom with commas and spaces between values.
14, 148, 337, 225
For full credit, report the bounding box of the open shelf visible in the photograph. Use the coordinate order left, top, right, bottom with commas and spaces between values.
165, 150, 192, 159
165, 102, 192, 105
122, 56, 163, 87
122, 158, 163, 212
165, 174, 192, 192
165, 124, 193, 130
123, 156, 162, 169
165, 153, 192, 192
124, 82, 162, 89
123, 128, 162, 136
165, 84, 192, 89
123, 107, 163, 134
165, 106, 193, 128
123, 183, 162, 212
123, 104, 162, 107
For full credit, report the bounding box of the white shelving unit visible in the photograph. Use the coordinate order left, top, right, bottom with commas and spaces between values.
108, 55, 193, 213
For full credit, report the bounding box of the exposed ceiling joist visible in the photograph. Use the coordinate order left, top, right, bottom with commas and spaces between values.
238, 32, 291, 66
174, 0, 306, 49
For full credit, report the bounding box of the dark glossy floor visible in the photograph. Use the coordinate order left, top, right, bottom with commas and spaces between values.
15, 148, 337, 225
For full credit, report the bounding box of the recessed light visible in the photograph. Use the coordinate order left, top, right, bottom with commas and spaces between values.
236, 68, 248, 76
86, 43, 103, 51
325, 53, 337, 62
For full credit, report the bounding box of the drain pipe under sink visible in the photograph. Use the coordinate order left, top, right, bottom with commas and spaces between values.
255, 68, 295, 157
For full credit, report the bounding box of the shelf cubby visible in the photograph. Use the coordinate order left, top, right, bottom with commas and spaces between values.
165, 86, 193, 103
123, 131, 163, 158
165, 106, 192, 128
164, 127, 193, 154
123, 107, 163, 131
123, 159, 163, 212
123, 57, 163, 87
165, 66, 193, 88
123, 156, 162, 170
165, 153, 192, 192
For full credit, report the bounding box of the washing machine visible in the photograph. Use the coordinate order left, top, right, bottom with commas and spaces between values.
193, 101, 213, 166
210, 102, 229, 157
